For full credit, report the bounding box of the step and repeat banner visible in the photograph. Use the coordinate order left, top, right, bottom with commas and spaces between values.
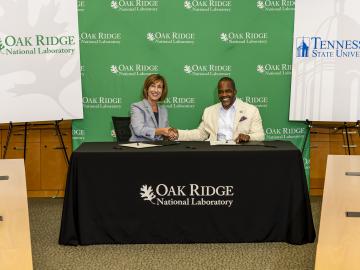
0, 0, 83, 123
290, 0, 360, 122
73, 0, 310, 180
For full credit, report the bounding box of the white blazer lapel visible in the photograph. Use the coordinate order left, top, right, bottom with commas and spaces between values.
233, 99, 244, 138
211, 103, 221, 136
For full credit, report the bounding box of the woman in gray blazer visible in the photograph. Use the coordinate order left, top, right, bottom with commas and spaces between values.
129, 74, 172, 141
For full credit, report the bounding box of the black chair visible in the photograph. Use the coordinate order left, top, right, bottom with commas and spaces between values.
112, 116, 131, 142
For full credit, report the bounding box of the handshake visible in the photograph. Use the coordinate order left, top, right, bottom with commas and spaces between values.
159, 127, 179, 141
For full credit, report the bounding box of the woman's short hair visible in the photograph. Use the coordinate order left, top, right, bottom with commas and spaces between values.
142, 74, 168, 102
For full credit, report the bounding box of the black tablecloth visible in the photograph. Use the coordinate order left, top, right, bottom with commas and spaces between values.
59, 141, 315, 245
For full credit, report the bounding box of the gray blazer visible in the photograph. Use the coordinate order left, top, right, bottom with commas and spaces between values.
129, 99, 169, 141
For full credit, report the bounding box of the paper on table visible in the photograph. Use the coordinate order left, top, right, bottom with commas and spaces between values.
210, 140, 236, 146
118, 143, 161, 148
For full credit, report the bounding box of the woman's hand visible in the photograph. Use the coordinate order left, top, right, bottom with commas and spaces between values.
155, 127, 171, 137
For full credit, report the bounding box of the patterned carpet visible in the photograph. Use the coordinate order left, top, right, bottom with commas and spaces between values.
28, 197, 321, 270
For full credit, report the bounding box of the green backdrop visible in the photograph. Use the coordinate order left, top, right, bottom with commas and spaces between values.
73, 0, 310, 183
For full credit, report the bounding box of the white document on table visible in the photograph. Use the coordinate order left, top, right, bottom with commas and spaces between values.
210, 140, 236, 146
118, 143, 161, 149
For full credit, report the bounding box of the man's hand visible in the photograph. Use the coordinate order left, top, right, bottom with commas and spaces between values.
235, 133, 250, 143
168, 128, 179, 141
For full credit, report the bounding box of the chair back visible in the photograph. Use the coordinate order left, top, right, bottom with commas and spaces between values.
112, 116, 131, 142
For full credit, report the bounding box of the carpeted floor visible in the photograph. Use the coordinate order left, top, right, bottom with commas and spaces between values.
28, 196, 322, 270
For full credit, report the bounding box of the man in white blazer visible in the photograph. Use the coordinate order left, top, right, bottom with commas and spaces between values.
173, 77, 264, 142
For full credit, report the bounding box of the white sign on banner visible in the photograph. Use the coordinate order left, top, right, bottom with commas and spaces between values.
290, 0, 360, 122
0, 0, 83, 124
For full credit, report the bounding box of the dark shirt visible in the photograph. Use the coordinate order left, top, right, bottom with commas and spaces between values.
153, 111, 159, 125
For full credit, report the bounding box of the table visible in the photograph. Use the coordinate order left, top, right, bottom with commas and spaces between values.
0, 159, 33, 270
315, 155, 360, 270
59, 141, 315, 245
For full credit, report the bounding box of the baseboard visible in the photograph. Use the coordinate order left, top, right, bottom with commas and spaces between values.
27, 190, 65, 198
310, 188, 323, 196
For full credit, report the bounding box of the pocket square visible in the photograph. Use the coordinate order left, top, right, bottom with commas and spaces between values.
239, 116, 247, 122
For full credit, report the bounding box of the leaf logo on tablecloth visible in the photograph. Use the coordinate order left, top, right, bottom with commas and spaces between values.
140, 185, 156, 203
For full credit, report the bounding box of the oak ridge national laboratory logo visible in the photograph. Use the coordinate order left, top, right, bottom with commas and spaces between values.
0, 34, 77, 56
183, 0, 232, 12
80, 65, 85, 77
256, 0, 295, 12
303, 157, 310, 171
183, 64, 231, 76
82, 96, 122, 109
110, 64, 159, 76
72, 129, 86, 141
240, 96, 269, 108
78, 0, 86, 12
266, 127, 306, 140
162, 96, 196, 109
140, 184, 234, 207
80, 32, 121, 45
296, 36, 360, 59
220, 32, 268, 44
146, 32, 195, 44
111, 129, 117, 138
110, 0, 159, 11
0, 39, 5, 54
256, 64, 292, 76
